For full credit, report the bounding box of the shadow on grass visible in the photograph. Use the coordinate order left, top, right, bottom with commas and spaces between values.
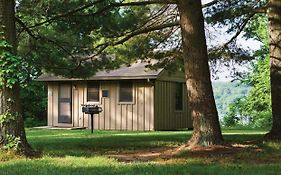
25, 129, 270, 158
27, 129, 191, 157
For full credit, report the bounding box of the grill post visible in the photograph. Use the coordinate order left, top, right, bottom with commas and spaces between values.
91, 113, 94, 134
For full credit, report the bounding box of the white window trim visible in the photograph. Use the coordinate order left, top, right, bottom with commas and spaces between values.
86, 82, 101, 104
117, 82, 135, 105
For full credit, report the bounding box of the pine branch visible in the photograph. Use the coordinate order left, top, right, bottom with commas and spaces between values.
81, 21, 180, 61
253, 6, 267, 14
16, 17, 73, 56
24, 0, 221, 30
28, 0, 105, 29
224, 13, 255, 47
15, 17, 39, 39
202, 0, 220, 8
27, 0, 176, 29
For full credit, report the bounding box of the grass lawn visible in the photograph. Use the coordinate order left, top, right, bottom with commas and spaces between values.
1, 128, 281, 175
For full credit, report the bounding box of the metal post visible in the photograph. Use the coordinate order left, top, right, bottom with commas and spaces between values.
91, 114, 94, 134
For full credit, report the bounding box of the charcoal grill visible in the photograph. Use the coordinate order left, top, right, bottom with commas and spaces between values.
82, 104, 102, 133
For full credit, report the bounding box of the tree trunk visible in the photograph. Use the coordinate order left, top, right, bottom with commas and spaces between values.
265, 0, 281, 140
177, 0, 224, 147
0, 0, 34, 155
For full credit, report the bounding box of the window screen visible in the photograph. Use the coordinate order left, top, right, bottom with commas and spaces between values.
119, 82, 133, 102
87, 82, 100, 102
175, 83, 183, 111
102, 90, 109, 98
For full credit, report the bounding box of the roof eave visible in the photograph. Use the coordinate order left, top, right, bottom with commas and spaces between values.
36, 75, 158, 82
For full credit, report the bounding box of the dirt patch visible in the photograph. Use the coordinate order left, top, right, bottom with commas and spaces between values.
106, 147, 170, 162
105, 143, 281, 164
179, 144, 255, 157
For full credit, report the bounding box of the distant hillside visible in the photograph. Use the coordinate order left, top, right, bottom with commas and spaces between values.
212, 81, 251, 119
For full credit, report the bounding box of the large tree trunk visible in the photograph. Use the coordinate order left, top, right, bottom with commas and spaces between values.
0, 0, 34, 155
178, 0, 223, 147
265, 0, 281, 140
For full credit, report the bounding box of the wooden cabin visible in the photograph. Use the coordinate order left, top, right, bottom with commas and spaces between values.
37, 61, 192, 131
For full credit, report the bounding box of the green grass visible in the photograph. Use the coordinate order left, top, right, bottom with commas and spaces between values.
27, 129, 188, 156
1, 128, 281, 175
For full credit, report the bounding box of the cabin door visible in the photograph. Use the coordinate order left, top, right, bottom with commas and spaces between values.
58, 84, 72, 125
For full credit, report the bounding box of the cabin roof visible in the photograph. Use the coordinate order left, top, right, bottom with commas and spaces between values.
37, 61, 164, 81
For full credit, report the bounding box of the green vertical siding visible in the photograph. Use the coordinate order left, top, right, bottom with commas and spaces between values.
154, 80, 191, 130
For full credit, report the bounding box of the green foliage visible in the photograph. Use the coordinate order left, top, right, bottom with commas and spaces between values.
212, 81, 250, 119
16, 1, 160, 77
0, 40, 24, 88
0, 112, 16, 125
223, 14, 271, 129
3, 135, 21, 151
0, 112, 21, 151
225, 57, 271, 128
16, 1, 182, 78
20, 81, 47, 127
244, 15, 269, 44
222, 103, 241, 126
24, 117, 46, 128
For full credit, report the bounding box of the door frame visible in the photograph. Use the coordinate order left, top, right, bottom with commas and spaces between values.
57, 83, 73, 127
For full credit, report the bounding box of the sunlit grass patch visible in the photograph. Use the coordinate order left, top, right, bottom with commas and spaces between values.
0, 149, 22, 162
1, 156, 281, 175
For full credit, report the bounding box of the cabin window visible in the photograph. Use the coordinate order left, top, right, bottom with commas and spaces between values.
87, 82, 100, 102
102, 90, 109, 98
119, 81, 133, 103
175, 83, 183, 111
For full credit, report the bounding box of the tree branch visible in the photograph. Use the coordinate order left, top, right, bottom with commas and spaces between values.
16, 17, 73, 56
253, 6, 267, 14
15, 17, 39, 39
108, 0, 177, 7
202, 0, 220, 8
224, 13, 255, 47
28, 0, 177, 29
82, 21, 180, 61
28, 0, 105, 29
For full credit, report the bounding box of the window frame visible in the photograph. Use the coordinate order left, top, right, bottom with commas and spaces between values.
86, 81, 101, 104
102, 89, 110, 98
118, 81, 135, 104
175, 82, 184, 112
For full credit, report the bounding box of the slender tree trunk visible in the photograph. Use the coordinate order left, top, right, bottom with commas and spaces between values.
177, 0, 223, 147
0, 0, 34, 155
265, 0, 281, 140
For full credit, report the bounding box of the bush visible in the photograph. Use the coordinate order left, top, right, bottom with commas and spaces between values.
20, 81, 47, 127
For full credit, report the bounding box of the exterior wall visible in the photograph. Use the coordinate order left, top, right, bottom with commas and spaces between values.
73, 82, 87, 128
48, 83, 59, 127
47, 80, 154, 131
154, 69, 192, 130
154, 80, 192, 130
157, 69, 186, 82
92, 80, 154, 131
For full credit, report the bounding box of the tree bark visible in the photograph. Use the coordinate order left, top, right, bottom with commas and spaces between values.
178, 0, 223, 147
0, 0, 34, 155
265, 0, 281, 140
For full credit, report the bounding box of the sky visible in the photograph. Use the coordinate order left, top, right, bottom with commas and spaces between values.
201, 0, 262, 81
207, 25, 262, 81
